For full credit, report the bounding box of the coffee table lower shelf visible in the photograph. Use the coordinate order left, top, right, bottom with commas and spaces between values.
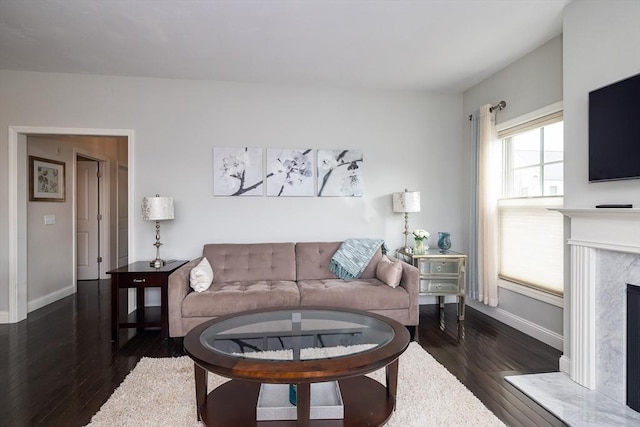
200, 376, 394, 427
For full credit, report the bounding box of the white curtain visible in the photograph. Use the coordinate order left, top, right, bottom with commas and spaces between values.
469, 105, 500, 307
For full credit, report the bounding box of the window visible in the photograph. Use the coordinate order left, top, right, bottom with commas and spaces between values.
498, 111, 564, 297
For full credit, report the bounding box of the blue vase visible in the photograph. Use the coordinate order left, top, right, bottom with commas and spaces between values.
437, 232, 451, 252
289, 384, 297, 406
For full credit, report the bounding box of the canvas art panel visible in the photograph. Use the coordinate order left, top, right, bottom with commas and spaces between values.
213, 147, 264, 196
317, 149, 364, 197
29, 156, 66, 202
266, 148, 314, 197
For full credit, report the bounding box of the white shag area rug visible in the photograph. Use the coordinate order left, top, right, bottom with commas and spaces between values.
86, 342, 505, 426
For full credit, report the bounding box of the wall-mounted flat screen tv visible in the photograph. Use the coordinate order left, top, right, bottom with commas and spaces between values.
588, 73, 640, 182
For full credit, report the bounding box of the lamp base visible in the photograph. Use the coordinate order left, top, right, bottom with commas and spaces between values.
150, 258, 166, 268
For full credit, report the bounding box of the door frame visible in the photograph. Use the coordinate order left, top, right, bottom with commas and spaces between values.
75, 152, 110, 280
7, 126, 135, 323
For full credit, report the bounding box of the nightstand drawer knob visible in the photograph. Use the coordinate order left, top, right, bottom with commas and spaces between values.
133, 278, 146, 283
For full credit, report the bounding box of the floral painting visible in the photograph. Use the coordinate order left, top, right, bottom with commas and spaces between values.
317, 149, 364, 197
29, 156, 66, 202
213, 147, 264, 196
266, 148, 314, 196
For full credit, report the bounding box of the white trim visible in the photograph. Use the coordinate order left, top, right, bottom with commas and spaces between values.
27, 285, 76, 313
0, 311, 8, 324
467, 299, 563, 350
498, 279, 563, 308
559, 355, 571, 375
7, 126, 135, 324
567, 239, 640, 255
496, 101, 563, 132
569, 245, 597, 390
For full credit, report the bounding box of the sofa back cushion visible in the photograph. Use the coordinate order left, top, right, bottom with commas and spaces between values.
296, 242, 382, 281
203, 243, 296, 283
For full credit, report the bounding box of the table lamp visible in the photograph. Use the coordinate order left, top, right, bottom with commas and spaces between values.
392, 189, 421, 252
142, 194, 174, 268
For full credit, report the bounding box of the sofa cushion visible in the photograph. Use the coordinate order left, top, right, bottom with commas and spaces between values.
203, 243, 296, 283
296, 242, 382, 281
376, 255, 402, 288
190, 257, 214, 292
297, 278, 409, 311
182, 280, 300, 318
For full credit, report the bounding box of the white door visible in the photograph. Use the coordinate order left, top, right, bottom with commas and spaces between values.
77, 160, 100, 280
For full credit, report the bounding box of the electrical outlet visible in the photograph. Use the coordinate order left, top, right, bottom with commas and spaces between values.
44, 215, 55, 225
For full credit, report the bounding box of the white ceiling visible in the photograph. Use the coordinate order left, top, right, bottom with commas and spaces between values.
0, 0, 572, 92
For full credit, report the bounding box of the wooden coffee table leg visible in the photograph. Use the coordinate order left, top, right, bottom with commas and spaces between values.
296, 382, 310, 427
194, 363, 208, 421
386, 359, 399, 410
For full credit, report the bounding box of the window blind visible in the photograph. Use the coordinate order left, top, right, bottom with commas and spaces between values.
498, 196, 564, 295
498, 111, 563, 139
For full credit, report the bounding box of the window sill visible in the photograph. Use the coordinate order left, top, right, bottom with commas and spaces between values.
498, 278, 563, 308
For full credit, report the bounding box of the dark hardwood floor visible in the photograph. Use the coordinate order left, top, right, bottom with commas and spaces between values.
0, 280, 565, 426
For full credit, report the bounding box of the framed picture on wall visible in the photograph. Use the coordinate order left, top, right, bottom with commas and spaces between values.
266, 148, 315, 196
212, 147, 264, 196
317, 149, 364, 197
29, 156, 66, 202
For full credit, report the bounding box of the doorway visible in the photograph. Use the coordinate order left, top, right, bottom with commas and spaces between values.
7, 127, 134, 323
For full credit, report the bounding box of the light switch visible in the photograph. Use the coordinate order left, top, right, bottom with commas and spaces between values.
44, 215, 55, 225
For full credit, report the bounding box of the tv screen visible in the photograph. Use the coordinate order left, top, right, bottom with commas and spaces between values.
588, 73, 640, 182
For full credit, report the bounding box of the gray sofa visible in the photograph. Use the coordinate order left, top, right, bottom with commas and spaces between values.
168, 242, 419, 337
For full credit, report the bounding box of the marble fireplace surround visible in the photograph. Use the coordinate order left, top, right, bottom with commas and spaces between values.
559, 208, 640, 406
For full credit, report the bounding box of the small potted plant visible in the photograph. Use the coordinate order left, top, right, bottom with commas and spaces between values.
412, 229, 430, 254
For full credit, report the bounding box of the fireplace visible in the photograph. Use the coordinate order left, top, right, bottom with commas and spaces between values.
559, 208, 640, 410
629, 284, 640, 412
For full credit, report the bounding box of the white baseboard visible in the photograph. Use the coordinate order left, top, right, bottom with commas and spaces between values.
559, 355, 571, 375
27, 285, 76, 313
0, 311, 8, 324
466, 299, 564, 350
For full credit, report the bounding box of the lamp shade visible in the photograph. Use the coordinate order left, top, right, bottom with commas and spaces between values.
142, 196, 174, 221
392, 190, 420, 213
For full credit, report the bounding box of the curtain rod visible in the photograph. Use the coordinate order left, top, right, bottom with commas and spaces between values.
468, 100, 507, 121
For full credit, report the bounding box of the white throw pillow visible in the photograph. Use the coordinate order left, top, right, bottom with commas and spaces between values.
190, 257, 214, 292
376, 255, 403, 288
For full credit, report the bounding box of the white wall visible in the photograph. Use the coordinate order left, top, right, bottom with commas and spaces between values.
562, 0, 640, 366
462, 35, 564, 348
563, 0, 640, 209
0, 70, 464, 317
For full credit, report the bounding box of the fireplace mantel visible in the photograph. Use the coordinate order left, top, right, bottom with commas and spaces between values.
558, 208, 640, 402
558, 208, 640, 254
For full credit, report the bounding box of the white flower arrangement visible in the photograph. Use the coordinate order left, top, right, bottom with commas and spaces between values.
412, 229, 429, 242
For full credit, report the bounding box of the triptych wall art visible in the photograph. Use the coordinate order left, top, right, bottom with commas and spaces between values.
213, 147, 363, 197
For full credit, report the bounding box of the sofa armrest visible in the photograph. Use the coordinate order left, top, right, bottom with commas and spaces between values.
392, 256, 420, 325
168, 257, 202, 337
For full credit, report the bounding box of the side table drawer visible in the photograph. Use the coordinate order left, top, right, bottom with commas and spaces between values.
420, 260, 459, 275
117, 274, 163, 288
420, 279, 459, 294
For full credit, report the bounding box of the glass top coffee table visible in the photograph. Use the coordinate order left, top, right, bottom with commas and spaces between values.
184, 306, 410, 426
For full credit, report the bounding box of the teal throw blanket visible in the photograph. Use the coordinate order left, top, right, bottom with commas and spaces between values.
329, 238, 385, 280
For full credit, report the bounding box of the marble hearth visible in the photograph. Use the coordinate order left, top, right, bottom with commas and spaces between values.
559, 208, 640, 406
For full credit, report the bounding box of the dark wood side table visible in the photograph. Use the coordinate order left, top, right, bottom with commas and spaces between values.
107, 260, 188, 341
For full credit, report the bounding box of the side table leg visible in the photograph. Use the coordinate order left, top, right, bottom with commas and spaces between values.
296, 382, 310, 427
439, 295, 445, 330
386, 359, 399, 410
194, 363, 208, 422
458, 295, 466, 321
111, 277, 118, 342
